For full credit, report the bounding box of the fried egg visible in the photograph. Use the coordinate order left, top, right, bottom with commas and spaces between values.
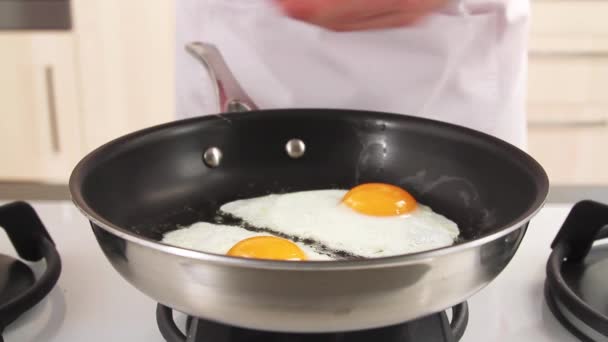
162, 222, 332, 260
220, 184, 459, 258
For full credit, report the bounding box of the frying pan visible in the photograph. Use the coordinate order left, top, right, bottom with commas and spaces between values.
69, 42, 549, 333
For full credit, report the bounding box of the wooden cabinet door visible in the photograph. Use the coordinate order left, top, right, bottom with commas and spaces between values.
0, 33, 82, 183
72, 0, 175, 152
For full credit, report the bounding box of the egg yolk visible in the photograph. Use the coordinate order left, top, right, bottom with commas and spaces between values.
342, 183, 417, 216
227, 236, 308, 261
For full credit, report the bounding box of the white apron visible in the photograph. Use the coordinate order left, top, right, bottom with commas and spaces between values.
176, 0, 529, 147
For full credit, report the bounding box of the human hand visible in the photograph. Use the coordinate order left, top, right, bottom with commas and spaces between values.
275, 0, 448, 32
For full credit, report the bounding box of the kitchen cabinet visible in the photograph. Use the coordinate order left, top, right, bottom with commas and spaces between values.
0, 1, 175, 184
0, 33, 82, 183
527, 1, 608, 185
71, 0, 175, 152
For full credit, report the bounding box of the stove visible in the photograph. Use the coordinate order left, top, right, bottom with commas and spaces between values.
156, 303, 468, 342
0, 201, 592, 341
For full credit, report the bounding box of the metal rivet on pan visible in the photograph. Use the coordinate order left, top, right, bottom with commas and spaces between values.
285, 139, 306, 159
203, 147, 223, 168
226, 99, 253, 113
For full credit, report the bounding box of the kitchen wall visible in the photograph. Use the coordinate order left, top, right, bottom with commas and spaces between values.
0, 1, 607, 186
528, 0, 608, 185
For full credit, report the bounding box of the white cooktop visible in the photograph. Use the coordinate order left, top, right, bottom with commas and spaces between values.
1, 201, 580, 342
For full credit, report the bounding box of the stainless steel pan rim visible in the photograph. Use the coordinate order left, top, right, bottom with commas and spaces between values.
69, 107, 549, 332
69, 108, 549, 272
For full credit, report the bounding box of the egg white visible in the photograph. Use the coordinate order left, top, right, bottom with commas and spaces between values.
162, 222, 332, 260
220, 190, 459, 258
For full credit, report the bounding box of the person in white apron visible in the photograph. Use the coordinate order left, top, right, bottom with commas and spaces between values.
176, 0, 529, 148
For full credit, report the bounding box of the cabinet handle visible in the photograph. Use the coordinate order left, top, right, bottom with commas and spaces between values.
528, 119, 608, 128
44, 66, 60, 153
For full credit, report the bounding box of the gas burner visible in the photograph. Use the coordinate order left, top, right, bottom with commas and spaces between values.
156, 302, 468, 342
0, 202, 61, 341
545, 200, 608, 342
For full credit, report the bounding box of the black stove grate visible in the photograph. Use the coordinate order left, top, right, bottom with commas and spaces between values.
545, 200, 608, 342
0, 202, 62, 342
157, 302, 468, 342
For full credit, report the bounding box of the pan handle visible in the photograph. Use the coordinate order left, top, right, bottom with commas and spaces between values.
186, 42, 259, 113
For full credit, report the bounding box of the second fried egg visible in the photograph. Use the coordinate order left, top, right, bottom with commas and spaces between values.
220, 187, 459, 258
